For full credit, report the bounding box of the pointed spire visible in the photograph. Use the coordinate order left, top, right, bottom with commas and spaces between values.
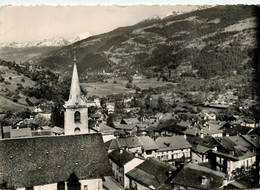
74, 50, 77, 63
69, 61, 81, 102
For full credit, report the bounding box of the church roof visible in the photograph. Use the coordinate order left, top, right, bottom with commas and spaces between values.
0, 133, 112, 188
64, 55, 87, 107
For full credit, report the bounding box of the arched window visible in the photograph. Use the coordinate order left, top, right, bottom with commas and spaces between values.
74, 111, 81, 123
74, 127, 81, 133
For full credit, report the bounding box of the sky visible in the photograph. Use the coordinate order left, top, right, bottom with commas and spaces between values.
0, 0, 259, 6
0, 0, 258, 43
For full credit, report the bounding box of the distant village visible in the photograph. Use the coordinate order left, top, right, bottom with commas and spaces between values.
0, 54, 259, 190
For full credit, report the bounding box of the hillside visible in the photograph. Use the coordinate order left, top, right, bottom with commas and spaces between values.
0, 61, 38, 112
29, 5, 257, 77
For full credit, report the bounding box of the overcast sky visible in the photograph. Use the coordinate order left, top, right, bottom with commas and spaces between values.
0, 5, 200, 43
0, 0, 258, 43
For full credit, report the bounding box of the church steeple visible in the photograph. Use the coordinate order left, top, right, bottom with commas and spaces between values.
64, 50, 89, 135
65, 51, 86, 107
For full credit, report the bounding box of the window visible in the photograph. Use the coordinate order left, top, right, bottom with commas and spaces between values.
84, 185, 88, 190
74, 127, 81, 133
74, 111, 81, 123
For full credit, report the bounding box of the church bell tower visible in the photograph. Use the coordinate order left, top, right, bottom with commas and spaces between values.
64, 51, 88, 135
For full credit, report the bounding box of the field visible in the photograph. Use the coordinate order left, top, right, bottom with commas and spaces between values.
81, 77, 175, 97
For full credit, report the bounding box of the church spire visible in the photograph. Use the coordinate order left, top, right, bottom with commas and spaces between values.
65, 50, 86, 106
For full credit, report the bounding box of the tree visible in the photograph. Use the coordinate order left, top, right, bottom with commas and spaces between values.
107, 114, 115, 128
17, 109, 31, 119
126, 83, 132, 89
35, 114, 51, 127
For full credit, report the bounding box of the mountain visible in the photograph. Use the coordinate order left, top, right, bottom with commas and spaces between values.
0, 32, 92, 48
0, 37, 68, 48
30, 5, 257, 78
0, 32, 92, 63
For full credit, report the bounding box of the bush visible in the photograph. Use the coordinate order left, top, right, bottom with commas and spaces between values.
0, 76, 4, 83
126, 83, 133, 89
26, 97, 34, 106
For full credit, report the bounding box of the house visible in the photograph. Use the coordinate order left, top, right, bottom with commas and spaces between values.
187, 136, 218, 163
10, 128, 32, 139
126, 158, 176, 190
1, 126, 11, 139
89, 123, 116, 142
94, 98, 101, 108
114, 124, 137, 135
106, 136, 143, 153
106, 103, 115, 114
138, 136, 158, 158
121, 118, 140, 125
0, 133, 112, 190
155, 136, 192, 164
211, 136, 257, 180
171, 162, 226, 189
108, 149, 144, 188
220, 124, 253, 136
106, 136, 158, 159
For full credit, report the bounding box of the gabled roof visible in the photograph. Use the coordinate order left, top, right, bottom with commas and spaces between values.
187, 136, 218, 149
115, 124, 136, 131
192, 145, 211, 154
108, 149, 135, 167
222, 125, 252, 136
106, 136, 142, 150
155, 136, 192, 152
0, 134, 112, 188
117, 136, 142, 148
121, 118, 140, 125
241, 135, 259, 148
171, 163, 225, 189
138, 136, 158, 150
213, 136, 256, 160
126, 158, 176, 188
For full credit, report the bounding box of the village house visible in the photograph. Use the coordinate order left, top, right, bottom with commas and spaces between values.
138, 136, 158, 158
106, 136, 143, 154
114, 124, 138, 135
106, 136, 158, 159
106, 102, 115, 114
89, 122, 116, 142
187, 136, 218, 164
155, 136, 192, 164
108, 149, 144, 188
211, 136, 257, 180
126, 158, 176, 190
171, 162, 226, 189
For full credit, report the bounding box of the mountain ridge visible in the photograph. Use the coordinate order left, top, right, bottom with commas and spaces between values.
28, 5, 257, 79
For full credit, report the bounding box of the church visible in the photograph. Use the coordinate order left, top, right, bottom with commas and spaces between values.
0, 52, 112, 190
64, 53, 89, 135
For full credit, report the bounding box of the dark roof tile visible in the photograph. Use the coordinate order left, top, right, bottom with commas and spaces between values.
0, 133, 112, 188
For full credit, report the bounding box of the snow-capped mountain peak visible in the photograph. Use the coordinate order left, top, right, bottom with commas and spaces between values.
0, 32, 91, 48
